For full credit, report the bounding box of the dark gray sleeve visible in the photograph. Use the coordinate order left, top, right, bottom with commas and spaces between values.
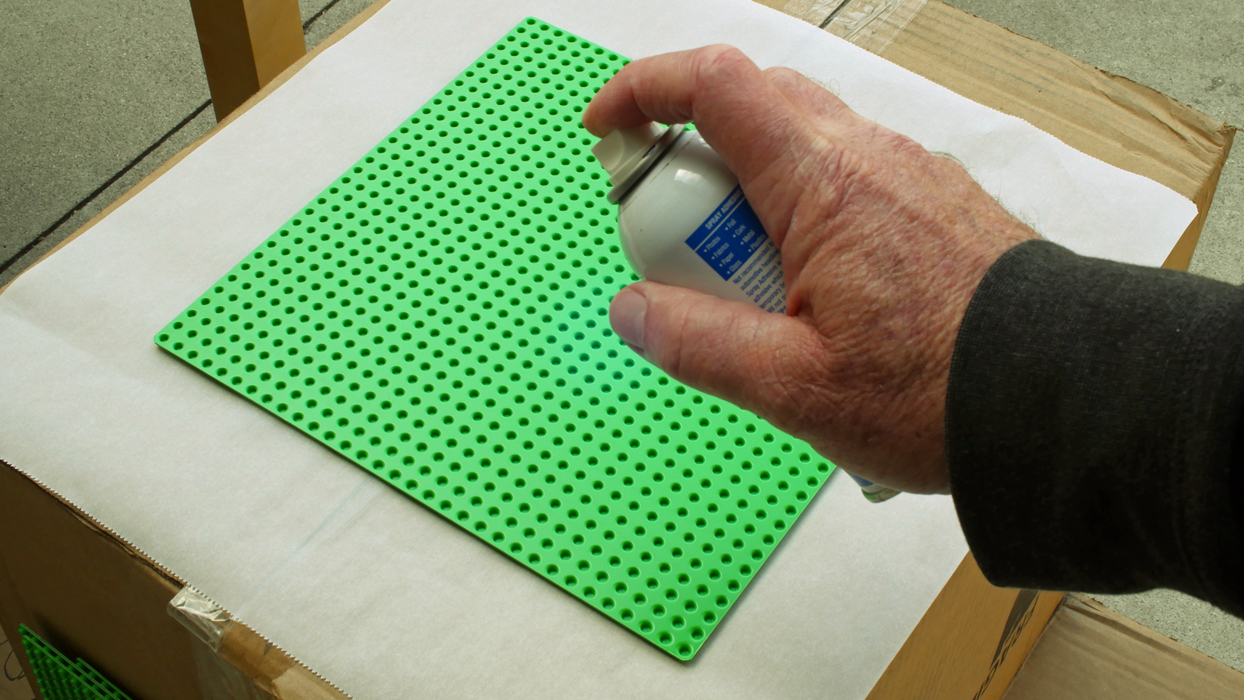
946, 239, 1244, 616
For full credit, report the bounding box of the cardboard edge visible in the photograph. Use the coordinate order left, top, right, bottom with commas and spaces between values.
0, 460, 189, 700
1164, 124, 1238, 271
0, 460, 184, 594
217, 620, 350, 700
0, 458, 351, 700
1002, 594, 1244, 699
187, 0, 306, 120
866, 553, 1063, 700
880, 1, 1232, 202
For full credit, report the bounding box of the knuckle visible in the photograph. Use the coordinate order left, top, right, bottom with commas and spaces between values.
693, 45, 752, 86
702, 44, 747, 65
760, 65, 802, 87
866, 123, 920, 156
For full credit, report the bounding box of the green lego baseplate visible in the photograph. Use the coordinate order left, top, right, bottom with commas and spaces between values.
156, 17, 834, 659
18, 625, 132, 700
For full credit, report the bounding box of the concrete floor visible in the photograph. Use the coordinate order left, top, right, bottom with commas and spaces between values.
0, 0, 1241, 686
0, 0, 383, 289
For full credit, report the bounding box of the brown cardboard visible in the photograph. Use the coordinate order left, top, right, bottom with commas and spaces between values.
214, 622, 346, 700
0, 1, 1238, 698
0, 459, 199, 699
187, 0, 306, 120
1004, 595, 1244, 699
869, 557, 1062, 700
0, 454, 1046, 700
0, 460, 345, 700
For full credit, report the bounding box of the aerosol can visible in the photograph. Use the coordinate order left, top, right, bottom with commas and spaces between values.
592, 123, 900, 504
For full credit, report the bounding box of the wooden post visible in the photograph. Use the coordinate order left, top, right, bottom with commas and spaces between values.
188, 0, 307, 120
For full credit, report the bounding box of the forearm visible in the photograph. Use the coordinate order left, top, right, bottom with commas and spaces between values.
946, 240, 1244, 615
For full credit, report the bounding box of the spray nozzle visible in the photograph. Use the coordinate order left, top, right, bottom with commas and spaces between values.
591, 123, 686, 203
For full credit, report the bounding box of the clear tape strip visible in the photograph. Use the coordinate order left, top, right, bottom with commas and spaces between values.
777, 0, 851, 27
169, 586, 230, 653
169, 587, 273, 700
168, 586, 349, 699
823, 0, 929, 54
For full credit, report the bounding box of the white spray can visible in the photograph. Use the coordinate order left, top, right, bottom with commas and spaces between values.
592, 122, 900, 504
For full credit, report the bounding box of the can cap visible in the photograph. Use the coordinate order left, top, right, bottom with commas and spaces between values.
592, 123, 685, 203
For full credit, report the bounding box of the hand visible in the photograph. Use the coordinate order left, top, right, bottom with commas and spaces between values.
582, 46, 1037, 494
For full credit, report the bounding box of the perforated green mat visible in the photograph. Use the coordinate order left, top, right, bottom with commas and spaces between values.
156, 17, 834, 659
19, 625, 132, 700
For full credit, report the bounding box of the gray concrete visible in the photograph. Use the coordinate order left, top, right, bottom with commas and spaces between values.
304, 0, 383, 49
0, 0, 211, 285
0, 0, 1241, 683
0, 0, 369, 289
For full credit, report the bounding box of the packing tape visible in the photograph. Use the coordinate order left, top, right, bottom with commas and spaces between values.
781, 0, 928, 55
169, 587, 343, 699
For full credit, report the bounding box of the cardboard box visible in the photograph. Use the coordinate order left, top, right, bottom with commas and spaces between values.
1007, 595, 1244, 700
0, 458, 1060, 700
0, 1, 1237, 698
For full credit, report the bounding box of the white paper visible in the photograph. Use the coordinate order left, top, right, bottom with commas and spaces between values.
0, 0, 1196, 698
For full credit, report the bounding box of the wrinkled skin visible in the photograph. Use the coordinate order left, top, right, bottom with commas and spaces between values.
582, 46, 1037, 494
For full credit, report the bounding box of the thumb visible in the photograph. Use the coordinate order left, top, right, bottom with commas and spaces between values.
609, 282, 831, 430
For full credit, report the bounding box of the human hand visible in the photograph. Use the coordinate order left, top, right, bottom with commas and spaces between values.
582, 46, 1037, 494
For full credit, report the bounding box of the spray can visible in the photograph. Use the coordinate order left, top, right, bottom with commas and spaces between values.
592, 123, 900, 504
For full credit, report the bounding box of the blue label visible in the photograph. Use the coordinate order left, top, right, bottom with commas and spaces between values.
685, 186, 786, 313
685, 186, 765, 280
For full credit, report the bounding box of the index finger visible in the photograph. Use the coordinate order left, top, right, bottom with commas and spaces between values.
582, 45, 814, 191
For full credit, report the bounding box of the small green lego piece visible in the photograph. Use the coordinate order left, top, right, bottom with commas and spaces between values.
18, 625, 133, 700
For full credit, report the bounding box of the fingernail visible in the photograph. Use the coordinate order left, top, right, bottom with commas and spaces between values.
610, 288, 647, 352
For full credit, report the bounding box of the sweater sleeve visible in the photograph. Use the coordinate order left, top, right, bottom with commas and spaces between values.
946, 239, 1244, 616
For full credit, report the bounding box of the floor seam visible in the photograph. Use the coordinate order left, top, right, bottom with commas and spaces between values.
0, 99, 213, 277
0, 0, 349, 279
303, 0, 346, 31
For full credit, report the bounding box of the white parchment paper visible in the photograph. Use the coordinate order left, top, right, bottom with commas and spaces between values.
0, 0, 1196, 697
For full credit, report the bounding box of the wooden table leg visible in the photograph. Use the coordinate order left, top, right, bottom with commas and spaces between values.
188, 0, 306, 120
